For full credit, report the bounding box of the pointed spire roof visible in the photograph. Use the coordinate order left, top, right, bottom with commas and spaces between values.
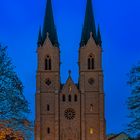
97, 25, 102, 46
42, 0, 59, 46
68, 70, 72, 78
37, 27, 42, 46
80, 0, 96, 46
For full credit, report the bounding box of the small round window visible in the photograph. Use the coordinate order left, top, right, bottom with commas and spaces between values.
45, 79, 51, 86
64, 108, 75, 120
88, 78, 95, 85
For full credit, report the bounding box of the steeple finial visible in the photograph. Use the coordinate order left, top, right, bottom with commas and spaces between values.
80, 0, 96, 46
37, 27, 42, 46
42, 0, 59, 47
97, 25, 102, 46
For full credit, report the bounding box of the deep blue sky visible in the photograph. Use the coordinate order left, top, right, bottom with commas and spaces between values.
0, 0, 140, 135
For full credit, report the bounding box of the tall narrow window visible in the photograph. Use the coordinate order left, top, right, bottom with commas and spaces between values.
91, 58, 94, 69
62, 94, 66, 102
47, 128, 50, 134
74, 94, 78, 102
88, 55, 94, 70
90, 104, 93, 111
45, 59, 48, 70
88, 58, 91, 69
68, 95, 71, 102
45, 55, 51, 70
47, 104, 50, 111
49, 59, 51, 70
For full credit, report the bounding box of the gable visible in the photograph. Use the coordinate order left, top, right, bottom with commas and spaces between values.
61, 76, 79, 95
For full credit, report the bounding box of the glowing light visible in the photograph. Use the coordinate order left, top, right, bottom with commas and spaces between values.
68, 85, 72, 92
89, 128, 93, 135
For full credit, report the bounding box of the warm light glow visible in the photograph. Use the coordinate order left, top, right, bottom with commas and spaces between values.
68, 85, 72, 92
89, 128, 93, 135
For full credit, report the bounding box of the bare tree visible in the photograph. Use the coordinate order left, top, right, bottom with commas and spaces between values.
127, 62, 140, 137
0, 45, 33, 139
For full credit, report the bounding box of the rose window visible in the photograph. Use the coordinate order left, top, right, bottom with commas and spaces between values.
64, 108, 75, 120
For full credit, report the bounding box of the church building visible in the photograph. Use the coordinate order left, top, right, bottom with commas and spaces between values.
35, 0, 106, 140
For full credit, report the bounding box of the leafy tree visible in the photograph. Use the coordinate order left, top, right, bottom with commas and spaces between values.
0, 45, 33, 139
127, 62, 140, 136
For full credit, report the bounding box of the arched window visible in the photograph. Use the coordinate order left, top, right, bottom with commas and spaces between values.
45, 55, 51, 70
88, 55, 94, 70
74, 94, 78, 102
68, 95, 71, 102
62, 94, 66, 102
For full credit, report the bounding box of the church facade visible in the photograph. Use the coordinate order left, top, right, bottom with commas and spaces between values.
35, 0, 106, 140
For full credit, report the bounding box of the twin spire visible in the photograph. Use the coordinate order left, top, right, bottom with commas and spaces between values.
80, 0, 101, 46
38, 0, 102, 47
38, 0, 58, 47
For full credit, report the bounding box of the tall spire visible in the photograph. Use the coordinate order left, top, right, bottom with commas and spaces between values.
42, 0, 59, 47
97, 25, 102, 46
80, 0, 96, 46
37, 27, 42, 46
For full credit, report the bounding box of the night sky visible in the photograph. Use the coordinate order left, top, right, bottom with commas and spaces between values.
0, 0, 140, 135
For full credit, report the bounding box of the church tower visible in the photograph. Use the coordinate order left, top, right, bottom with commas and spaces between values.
35, 0, 60, 140
35, 0, 106, 140
79, 0, 106, 140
